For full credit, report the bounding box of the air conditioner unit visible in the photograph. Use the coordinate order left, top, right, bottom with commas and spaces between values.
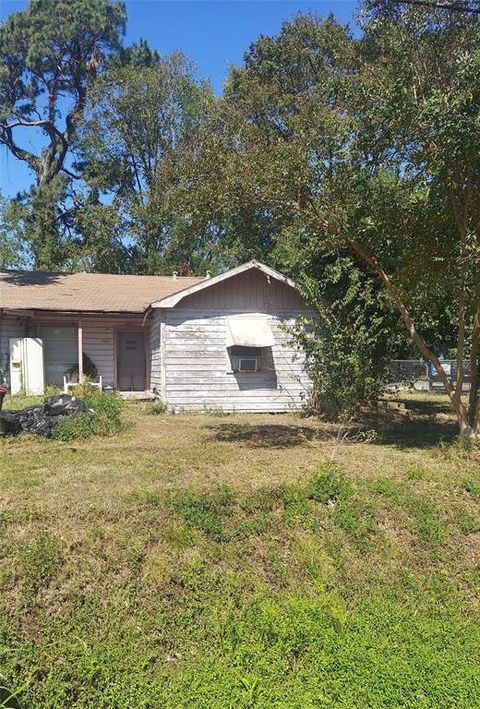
238, 357, 258, 372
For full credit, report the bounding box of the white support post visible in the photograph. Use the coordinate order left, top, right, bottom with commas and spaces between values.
78, 319, 84, 382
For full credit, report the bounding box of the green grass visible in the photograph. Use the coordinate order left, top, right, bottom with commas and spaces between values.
0, 392, 479, 707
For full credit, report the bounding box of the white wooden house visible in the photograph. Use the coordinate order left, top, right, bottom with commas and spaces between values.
0, 261, 312, 412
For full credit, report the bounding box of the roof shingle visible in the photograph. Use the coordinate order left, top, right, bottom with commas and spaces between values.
0, 270, 205, 314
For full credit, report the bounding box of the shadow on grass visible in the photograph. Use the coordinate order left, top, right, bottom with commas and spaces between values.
206, 423, 321, 448
364, 397, 458, 449
206, 396, 459, 451
371, 418, 458, 449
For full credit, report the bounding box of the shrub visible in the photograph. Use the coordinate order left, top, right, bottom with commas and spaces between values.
65, 353, 98, 383
55, 392, 124, 441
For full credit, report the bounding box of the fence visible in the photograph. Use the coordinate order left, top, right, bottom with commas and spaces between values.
390, 359, 471, 391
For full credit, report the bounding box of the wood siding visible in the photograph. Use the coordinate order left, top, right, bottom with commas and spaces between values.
154, 270, 313, 412
149, 309, 162, 394
0, 313, 27, 387
161, 309, 311, 412
2, 268, 312, 409
181, 269, 306, 312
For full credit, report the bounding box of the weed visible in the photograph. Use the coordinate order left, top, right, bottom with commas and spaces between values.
2, 397, 480, 707
308, 460, 352, 504
131, 489, 162, 506
170, 485, 235, 542
370, 477, 403, 502
404, 496, 449, 552
333, 497, 378, 552
145, 401, 167, 415
18, 531, 62, 597
0, 683, 26, 709
463, 477, 480, 501
405, 463, 426, 480
454, 507, 479, 535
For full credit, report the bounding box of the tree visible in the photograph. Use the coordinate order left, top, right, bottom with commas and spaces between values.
77, 51, 215, 275
0, 0, 126, 268
0, 193, 26, 269
351, 2, 480, 434
214, 9, 480, 434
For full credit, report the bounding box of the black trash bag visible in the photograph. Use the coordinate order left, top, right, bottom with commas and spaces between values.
43, 394, 77, 415
0, 394, 88, 437
0, 411, 22, 435
61, 398, 87, 415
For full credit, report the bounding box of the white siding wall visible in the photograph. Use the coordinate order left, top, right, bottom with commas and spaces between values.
161, 308, 312, 412
149, 309, 163, 394
81, 321, 116, 387
0, 313, 27, 387
65, 315, 146, 389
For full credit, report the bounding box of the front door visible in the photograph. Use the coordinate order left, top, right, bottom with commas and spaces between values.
117, 331, 146, 391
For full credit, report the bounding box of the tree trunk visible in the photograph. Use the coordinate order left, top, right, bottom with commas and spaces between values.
346, 236, 472, 436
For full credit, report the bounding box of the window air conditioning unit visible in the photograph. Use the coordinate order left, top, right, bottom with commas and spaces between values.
238, 357, 258, 372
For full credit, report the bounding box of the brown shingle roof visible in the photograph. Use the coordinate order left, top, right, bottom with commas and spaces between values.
0, 270, 205, 314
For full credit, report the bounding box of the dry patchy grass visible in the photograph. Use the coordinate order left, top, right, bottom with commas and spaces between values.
0, 393, 480, 707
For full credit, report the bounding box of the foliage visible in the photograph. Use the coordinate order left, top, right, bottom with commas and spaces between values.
145, 401, 167, 415
77, 52, 215, 274
299, 256, 407, 418
2, 0, 480, 434
0, 0, 126, 268
0, 194, 26, 269
54, 391, 124, 440
309, 460, 352, 502
65, 353, 98, 383
210, 8, 480, 433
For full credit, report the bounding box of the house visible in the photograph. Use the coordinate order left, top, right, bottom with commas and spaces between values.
0, 261, 312, 412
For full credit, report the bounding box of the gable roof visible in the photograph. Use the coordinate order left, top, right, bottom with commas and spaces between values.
151, 260, 297, 308
0, 270, 205, 314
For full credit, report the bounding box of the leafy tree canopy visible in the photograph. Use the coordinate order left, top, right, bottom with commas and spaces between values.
77, 52, 215, 274
0, 0, 126, 268
207, 6, 480, 432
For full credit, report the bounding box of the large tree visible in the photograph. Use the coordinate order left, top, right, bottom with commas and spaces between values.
77, 51, 215, 274
211, 8, 480, 434
0, 0, 126, 268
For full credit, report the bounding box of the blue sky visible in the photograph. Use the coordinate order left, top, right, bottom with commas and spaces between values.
1, 0, 358, 197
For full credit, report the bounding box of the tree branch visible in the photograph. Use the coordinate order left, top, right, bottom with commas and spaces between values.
0, 124, 40, 173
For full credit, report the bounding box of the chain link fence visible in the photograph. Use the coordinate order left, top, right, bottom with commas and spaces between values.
390, 359, 471, 391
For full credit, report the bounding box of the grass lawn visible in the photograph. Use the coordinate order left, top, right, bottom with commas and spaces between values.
1, 393, 480, 707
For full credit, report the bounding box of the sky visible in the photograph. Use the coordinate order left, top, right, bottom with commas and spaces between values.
0, 0, 359, 197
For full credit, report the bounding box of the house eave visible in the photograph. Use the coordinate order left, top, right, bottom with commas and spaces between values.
150, 260, 297, 309
2, 307, 148, 316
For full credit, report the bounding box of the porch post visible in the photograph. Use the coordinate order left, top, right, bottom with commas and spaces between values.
78, 318, 84, 382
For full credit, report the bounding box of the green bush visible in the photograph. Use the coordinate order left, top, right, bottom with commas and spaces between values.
55, 392, 124, 441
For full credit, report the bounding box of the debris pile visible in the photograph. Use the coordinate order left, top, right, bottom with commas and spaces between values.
0, 394, 87, 437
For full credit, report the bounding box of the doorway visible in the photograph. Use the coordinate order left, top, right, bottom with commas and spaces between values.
117, 331, 146, 391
